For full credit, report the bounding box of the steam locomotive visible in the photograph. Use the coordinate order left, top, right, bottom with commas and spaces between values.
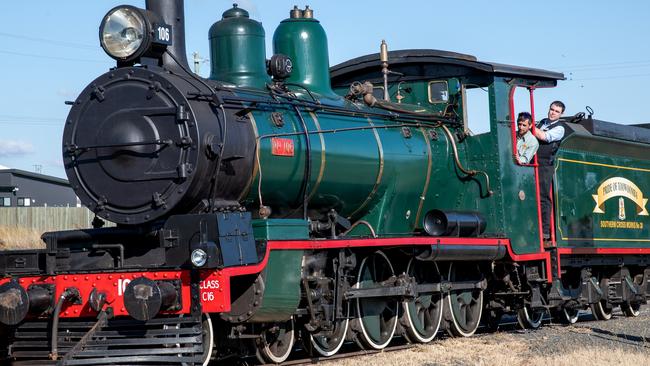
0, 0, 648, 364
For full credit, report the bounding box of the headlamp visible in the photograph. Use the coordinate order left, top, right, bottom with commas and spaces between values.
99, 5, 171, 64
191, 249, 208, 267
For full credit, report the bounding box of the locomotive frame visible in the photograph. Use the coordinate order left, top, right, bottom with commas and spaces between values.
0, 0, 649, 365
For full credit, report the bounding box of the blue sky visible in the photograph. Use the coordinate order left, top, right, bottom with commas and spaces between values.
1, 0, 649, 178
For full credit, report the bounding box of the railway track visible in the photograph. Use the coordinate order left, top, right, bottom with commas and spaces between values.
251, 311, 595, 366
269, 343, 415, 366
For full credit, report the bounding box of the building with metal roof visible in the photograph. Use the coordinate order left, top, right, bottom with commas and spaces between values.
0, 169, 78, 207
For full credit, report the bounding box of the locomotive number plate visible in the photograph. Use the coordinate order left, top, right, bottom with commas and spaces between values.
153, 23, 172, 45
271, 137, 295, 157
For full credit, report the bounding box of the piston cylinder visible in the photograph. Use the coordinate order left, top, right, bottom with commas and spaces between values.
0, 282, 29, 325
123, 277, 178, 321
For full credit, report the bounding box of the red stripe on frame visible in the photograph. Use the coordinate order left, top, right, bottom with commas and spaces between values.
220, 236, 553, 283
558, 247, 650, 255
267, 237, 504, 250
225, 239, 650, 283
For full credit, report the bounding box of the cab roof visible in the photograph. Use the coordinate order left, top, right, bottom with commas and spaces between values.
330, 49, 565, 87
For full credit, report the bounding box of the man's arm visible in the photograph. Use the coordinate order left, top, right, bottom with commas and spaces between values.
544, 125, 565, 142
535, 125, 565, 143
533, 128, 546, 141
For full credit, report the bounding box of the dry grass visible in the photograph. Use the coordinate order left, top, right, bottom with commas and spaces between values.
408, 335, 528, 366
326, 335, 527, 366
0, 225, 44, 250
527, 347, 650, 366
325, 333, 650, 366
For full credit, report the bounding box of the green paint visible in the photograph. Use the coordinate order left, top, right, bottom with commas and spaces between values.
242, 100, 433, 235
272, 15, 337, 97
488, 80, 542, 254
332, 78, 461, 114
230, 45, 650, 257
208, 5, 270, 88
253, 219, 309, 240
249, 250, 303, 322
555, 133, 650, 248
239, 77, 529, 238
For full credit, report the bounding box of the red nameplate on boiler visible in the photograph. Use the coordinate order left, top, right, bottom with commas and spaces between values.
271, 137, 295, 156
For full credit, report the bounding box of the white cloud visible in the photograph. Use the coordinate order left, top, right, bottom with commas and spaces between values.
0, 140, 34, 156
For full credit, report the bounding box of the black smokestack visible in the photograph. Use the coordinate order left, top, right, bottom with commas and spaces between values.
145, 0, 190, 72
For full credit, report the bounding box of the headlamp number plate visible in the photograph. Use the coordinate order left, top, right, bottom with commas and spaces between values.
153, 23, 172, 45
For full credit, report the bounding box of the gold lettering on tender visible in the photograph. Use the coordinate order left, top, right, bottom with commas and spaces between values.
592, 177, 648, 215
599, 220, 644, 230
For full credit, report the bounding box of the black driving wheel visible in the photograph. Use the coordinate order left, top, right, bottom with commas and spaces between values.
308, 311, 349, 357
401, 259, 444, 343
255, 319, 295, 364
445, 263, 484, 337
353, 251, 399, 350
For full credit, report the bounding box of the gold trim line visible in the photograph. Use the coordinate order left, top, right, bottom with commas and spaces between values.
306, 112, 326, 202
414, 127, 433, 226
557, 158, 650, 172
238, 109, 260, 201
348, 118, 384, 219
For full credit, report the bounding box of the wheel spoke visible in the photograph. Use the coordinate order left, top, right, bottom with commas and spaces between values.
466, 302, 475, 326
385, 302, 396, 317
447, 264, 483, 337
460, 303, 468, 329
402, 259, 443, 343
419, 294, 432, 308
355, 251, 398, 349
364, 313, 382, 341
371, 256, 379, 282
421, 306, 430, 326
379, 314, 390, 338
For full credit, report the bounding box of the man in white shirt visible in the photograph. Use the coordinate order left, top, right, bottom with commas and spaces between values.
533, 101, 566, 245
516, 112, 538, 164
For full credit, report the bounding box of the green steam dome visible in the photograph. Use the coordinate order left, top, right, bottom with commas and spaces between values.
209, 4, 270, 88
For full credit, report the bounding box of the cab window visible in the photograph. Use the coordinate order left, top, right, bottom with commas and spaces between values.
463, 84, 491, 135
428, 81, 449, 104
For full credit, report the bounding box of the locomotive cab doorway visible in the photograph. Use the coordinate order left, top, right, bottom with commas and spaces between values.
510, 84, 560, 249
